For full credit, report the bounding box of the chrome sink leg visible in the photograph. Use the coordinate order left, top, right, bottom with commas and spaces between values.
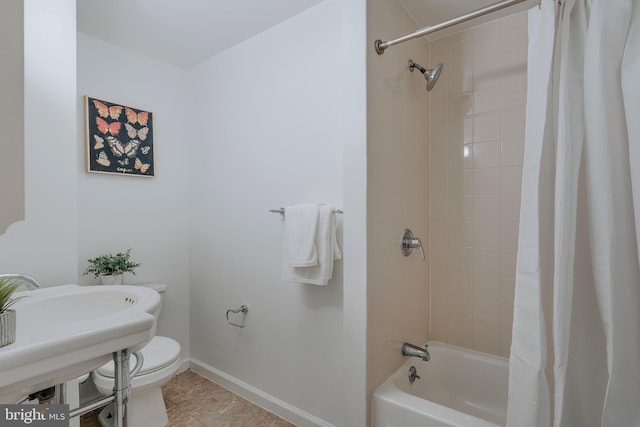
113, 349, 131, 427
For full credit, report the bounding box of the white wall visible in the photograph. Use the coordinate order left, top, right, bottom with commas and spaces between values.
188, 1, 346, 425
0, 0, 78, 285
340, 0, 368, 423
0, 0, 25, 234
76, 33, 191, 357
366, 0, 430, 408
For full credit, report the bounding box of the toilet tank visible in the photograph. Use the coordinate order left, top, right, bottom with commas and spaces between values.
135, 283, 167, 320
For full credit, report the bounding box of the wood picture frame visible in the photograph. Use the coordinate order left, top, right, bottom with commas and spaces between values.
85, 96, 155, 177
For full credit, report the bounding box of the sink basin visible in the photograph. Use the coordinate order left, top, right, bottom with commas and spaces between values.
0, 284, 160, 403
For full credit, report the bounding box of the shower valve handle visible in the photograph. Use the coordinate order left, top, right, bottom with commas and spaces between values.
401, 229, 425, 260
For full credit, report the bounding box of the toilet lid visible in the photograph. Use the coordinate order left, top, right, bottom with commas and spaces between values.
97, 336, 180, 378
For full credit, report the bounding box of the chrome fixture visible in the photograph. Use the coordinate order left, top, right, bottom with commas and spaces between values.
269, 207, 343, 218
226, 304, 249, 328
67, 350, 143, 421
409, 60, 443, 92
401, 229, 425, 260
0, 274, 41, 290
375, 0, 530, 54
113, 349, 132, 427
402, 342, 430, 361
408, 366, 421, 384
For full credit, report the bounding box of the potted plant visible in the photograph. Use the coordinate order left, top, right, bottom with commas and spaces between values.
0, 278, 25, 347
83, 248, 141, 285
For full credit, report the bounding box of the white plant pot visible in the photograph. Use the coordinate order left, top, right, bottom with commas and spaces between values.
100, 274, 124, 286
0, 309, 16, 348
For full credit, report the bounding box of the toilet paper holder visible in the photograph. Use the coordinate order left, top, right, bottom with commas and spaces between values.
226, 305, 249, 328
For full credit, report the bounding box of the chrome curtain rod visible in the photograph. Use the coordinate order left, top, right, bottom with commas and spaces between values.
374, 0, 530, 55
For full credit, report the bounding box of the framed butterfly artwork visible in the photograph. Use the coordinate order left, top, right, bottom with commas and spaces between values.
85, 96, 154, 177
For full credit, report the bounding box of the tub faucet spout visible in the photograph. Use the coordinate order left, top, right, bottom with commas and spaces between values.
0, 274, 41, 290
402, 342, 430, 361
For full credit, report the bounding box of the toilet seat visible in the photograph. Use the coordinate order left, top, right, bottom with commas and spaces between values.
97, 336, 180, 378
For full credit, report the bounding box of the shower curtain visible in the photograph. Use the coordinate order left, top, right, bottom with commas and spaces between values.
507, 0, 640, 426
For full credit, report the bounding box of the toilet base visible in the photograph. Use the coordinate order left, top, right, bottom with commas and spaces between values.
97, 388, 168, 427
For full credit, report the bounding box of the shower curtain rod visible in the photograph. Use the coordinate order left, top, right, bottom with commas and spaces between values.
374, 0, 531, 54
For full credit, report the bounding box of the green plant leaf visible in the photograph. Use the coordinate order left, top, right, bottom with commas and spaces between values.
0, 279, 24, 314
83, 248, 142, 278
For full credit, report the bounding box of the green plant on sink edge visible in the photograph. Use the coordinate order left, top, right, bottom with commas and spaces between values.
0, 278, 25, 314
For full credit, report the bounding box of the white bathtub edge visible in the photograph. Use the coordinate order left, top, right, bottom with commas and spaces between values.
372, 341, 507, 427
426, 340, 508, 363
188, 357, 335, 427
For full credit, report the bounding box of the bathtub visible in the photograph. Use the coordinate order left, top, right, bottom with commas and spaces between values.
372, 341, 508, 427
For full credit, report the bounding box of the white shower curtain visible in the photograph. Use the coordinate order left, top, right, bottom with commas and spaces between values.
507, 0, 640, 426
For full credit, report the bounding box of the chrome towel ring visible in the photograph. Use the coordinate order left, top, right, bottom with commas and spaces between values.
226, 305, 248, 328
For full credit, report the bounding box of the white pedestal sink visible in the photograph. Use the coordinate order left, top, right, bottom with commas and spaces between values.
0, 284, 160, 404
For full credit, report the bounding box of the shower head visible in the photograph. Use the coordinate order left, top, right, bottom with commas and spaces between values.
409, 60, 444, 92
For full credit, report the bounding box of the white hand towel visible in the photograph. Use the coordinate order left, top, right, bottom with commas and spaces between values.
282, 205, 342, 286
284, 204, 320, 267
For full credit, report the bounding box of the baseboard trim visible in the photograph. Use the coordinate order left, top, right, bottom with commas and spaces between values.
178, 358, 190, 373
187, 358, 334, 427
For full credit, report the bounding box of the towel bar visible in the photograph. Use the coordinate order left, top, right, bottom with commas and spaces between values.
269, 207, 343, 218
226, 305, 248, 328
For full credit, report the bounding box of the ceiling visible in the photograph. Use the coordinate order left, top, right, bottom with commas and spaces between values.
77, 0, 536, 69
77, 0, 326, 69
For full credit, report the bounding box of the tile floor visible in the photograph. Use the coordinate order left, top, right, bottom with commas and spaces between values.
80, 370, 294, 426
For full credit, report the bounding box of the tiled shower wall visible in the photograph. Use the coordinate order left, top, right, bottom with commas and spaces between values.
428, 12, 527, 357
367, 0, 429, 403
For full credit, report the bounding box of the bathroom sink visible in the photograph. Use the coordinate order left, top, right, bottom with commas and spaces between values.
0, 284, 160, 403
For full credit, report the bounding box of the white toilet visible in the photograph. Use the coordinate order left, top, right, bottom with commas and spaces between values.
92, 283, 181, 427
